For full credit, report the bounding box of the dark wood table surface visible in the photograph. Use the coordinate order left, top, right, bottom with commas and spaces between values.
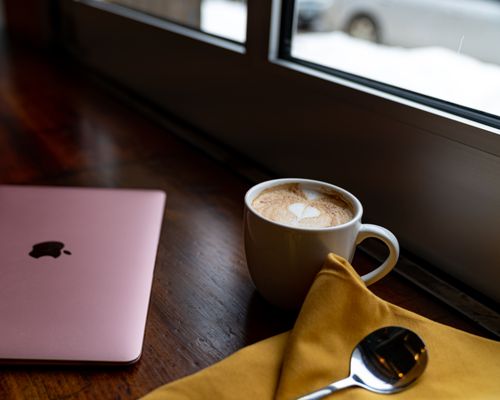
0, 37, 491, 399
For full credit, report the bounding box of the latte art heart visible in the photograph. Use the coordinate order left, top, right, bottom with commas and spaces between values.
288, 203, 321, 221
251, 183, 353, 228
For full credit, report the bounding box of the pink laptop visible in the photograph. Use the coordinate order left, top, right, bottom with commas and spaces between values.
0, 185, 165, 364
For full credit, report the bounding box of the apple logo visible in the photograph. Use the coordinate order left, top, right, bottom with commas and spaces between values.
29, 241, 72, 259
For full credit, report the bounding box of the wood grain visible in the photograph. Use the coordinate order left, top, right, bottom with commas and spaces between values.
0, 37, 492, 400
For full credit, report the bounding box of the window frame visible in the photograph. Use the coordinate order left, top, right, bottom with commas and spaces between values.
58, 0, 500, 303
79, 0, 246, 53
276, 0, 500, 130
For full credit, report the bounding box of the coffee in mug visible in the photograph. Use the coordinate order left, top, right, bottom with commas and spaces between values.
251, 183, 353, 228
244, 178, 399, 309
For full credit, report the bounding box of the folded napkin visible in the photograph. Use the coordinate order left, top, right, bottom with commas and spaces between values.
142, 254, 500, 399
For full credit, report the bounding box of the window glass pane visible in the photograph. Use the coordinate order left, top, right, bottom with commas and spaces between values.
102, 0, 247, 42
292, 0, 500, 117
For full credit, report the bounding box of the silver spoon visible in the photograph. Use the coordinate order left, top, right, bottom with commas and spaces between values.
296, 326, 428, 399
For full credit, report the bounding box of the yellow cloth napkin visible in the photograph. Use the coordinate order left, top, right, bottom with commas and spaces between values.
142, 254, 500, 399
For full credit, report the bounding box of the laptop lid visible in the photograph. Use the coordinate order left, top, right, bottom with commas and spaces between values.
0, 185, 165, 364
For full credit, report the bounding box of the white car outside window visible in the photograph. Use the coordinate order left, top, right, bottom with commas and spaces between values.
300, 0, 500, 65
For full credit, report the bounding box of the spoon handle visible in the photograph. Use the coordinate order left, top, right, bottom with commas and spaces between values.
296, 377, 354, 400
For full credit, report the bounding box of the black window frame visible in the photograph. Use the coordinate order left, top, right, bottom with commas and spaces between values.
278, 0, 500, 129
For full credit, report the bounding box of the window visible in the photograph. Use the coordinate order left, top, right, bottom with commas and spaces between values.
287, 0, 500, 124
60, 1, 500, 303
99, 0, 247, 43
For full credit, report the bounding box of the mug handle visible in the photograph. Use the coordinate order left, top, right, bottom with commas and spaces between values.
355, 224, 400, 285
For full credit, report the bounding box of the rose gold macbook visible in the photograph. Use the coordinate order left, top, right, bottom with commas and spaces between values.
0, 185, 165, 364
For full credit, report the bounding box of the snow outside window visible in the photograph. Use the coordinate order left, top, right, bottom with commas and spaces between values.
293, 0, 500, 118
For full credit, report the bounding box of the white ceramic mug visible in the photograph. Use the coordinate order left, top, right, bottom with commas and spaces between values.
244, 178, 399, 309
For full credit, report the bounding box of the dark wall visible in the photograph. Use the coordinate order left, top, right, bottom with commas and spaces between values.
2, 0, 56, 47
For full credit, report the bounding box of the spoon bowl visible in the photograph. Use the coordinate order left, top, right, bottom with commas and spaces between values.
297, 326, 428, 399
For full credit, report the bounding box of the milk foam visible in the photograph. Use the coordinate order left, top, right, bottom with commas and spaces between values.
302, 189, 319, 200
288, 202, 321, 220
251, 183, 353, 228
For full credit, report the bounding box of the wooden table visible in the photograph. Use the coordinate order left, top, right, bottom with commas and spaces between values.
0, 38, 491, 399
